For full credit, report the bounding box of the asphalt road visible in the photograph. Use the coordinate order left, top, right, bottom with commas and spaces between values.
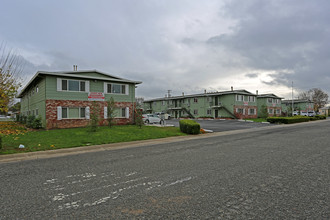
1, 120, 329, 219
166, 118, 275, 132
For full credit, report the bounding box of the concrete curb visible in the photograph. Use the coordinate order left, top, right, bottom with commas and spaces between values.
1, 119, 328, 164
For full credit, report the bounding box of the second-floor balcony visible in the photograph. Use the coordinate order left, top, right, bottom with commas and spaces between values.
209, 101, 222, 108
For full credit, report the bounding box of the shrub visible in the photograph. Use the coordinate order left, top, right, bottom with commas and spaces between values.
315, 115, 326, 120
267, 116, 310, 124
27, 115, 36, 128
179, 119, 200, 134
32, 116, 43, 129
16, 114, 20, 122
20, 115, 27, 124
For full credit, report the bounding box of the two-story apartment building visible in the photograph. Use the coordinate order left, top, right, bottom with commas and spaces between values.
144, 89, 258, 119
281, 99, 314, 115
17, 70, 141, 129
257, 94, 283, 117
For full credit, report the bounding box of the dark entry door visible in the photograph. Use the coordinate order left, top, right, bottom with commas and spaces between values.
215, 110, 218, 118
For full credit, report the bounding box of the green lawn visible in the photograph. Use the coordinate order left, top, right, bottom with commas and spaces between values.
1, 125, 186, 154
243, 118, 268, 122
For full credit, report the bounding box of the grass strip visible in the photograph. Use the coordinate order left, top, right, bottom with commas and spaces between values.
1, 125, 186, 154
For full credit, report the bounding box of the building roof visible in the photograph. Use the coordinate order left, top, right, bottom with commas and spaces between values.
257, 93, 283, 99
17, 70, 142, 98
144, 89, 255, 102
281, 99, 313, 104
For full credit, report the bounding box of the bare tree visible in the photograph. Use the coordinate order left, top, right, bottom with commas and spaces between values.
298, 88, 329, 111
0, 43, 24, 113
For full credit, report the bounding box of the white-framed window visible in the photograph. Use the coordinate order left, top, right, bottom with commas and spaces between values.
244, 96, 248, 101
57, 78, 89, 92
207, 109, 212, 115
104, 83, 128, 95
61, 107, 86, 119
116, 107, 130, 118
248, 108, 256, 115
275, 99, 281, 104
162, 100, 166, 106
276, 109, 281, 114
194, 98, 198, 103
36, 109, 39, 116
194, 109, 198, 115
248, 96, 255, 102
267, 98, 273, 103
236, 108, 244, 114
268, 108, 274, 114
36, 85, 39, 93
236, 95, 244, 101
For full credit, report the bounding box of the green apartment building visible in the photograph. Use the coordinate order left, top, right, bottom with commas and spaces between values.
144, 89, 258, 119
17, 70, 141, 129
281, 99, 314, 115
257, 94, 283, 117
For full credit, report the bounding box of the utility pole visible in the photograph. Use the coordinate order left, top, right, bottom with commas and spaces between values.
291, 81, 294, 116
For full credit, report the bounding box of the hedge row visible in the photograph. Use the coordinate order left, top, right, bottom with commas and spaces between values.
16, 115, 42, 129
267, 115, 326, 124
179, 119, 200, 134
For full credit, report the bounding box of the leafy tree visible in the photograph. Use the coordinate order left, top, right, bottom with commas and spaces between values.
0, 44, 23, 113
106, 97, 116, 128
298, 88, 329, 111
90, 101, 100, 132
134, 103, 144, 128
259, 105, 268, 118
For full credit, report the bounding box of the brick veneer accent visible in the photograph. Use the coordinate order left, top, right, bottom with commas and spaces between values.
45, 100, 134, 129
267, 107, 282, 117
233, 105, 258, 119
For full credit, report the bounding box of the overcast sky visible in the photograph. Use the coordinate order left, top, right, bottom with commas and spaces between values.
1, 0, 329, 100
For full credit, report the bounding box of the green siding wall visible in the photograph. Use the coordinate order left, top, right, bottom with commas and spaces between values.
45, 75, 135, 102
20, 77, 46, 126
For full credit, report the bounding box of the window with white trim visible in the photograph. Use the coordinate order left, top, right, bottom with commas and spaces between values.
194, 109, 198, 115
162, 100, 166, 106
267, 98, 273, 103
276, 109, 281, 114
268, 108, 274, 114
248, 96, 255, 102
236, 108, 244, 114
116, 107, 129, 118
194, 98, 198, 103
248, 108, 256, 115
207, 109, 212, 115
59, 79, 87, 92
61, 107, 86, 119
105, 83, 128, 94
236, 95, 243, 101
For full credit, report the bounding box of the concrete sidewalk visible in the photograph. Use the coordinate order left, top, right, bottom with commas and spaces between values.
1, 119, 327, 164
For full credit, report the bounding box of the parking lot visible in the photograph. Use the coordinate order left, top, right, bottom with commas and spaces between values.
164, 118, 275, 132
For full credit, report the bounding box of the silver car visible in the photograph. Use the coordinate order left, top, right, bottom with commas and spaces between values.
142, 114, 162, 124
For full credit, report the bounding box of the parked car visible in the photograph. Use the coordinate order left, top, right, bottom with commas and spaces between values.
142, 114, 162, 124
307, 111, 316, 117
293, 111, 299, 116
155, 112, 171, 120
300, 111, 308, 116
